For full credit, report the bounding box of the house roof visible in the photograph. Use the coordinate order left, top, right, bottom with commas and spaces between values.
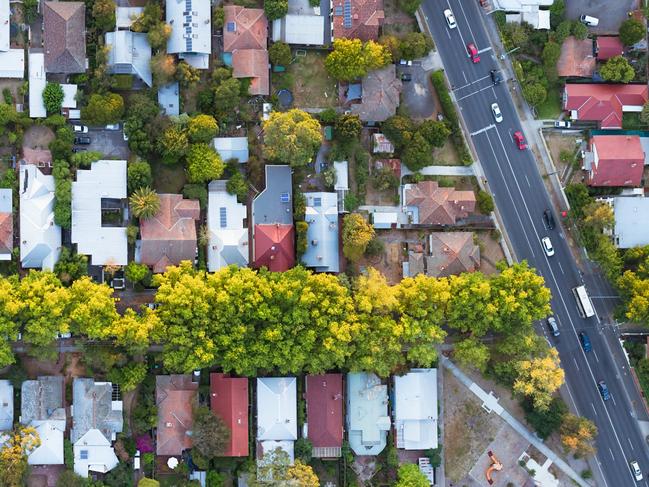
394, 369, 437, 450
334, 161, 349, 191
207, 180, 249, 272
331, 0, 384, 42
254, 224, 295, 272
158, 82, 180, 116
613, 196, 649, 249
0, 188, 12, 260
351, 65, 402, 122
116, 7, 143, 29
223, 6, 268, 52
505, 9, 550, 29
28, 51, 46, 118
596, 36, 624, 60
0, 49, 25, 79
139, 193, 200, 273
306, 374, 343, 449
425, 232, 480, 277
213, 136, 249, 163
73, 428, 119, 477
557, 36, 595, 78
232, 48, 269, 96
253, 165, 293, 226
405, 181, 476, 225
106, 30, 152, 87
156, 375, 198, 457
29, 421, 65, 465
210, 373, 249, 457
71, 160, 128, 266
346, 372, 390, 456
564, 84, 649, 129
166, 0, 211, 57
21, 376, 66, 426
272, 15, 325, 45
19, 164, 61, 270
301, 192, 339, 273
0, 0, 9, 52
61, 84, 78, 108
590, 135, 644, 187
257, 377, 297, 441
372, 133, 395, 153
0, 380, 12, 431
71, 379, 123, 445
43, 2, 86, 74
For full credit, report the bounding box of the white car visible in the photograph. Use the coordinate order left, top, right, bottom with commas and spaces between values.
541, 236, 554, 257
73, 125, 88, 133
491, 103, 503, 123
630, 460, 643, 481
444, 9, 457, 29
105, 123, 120, 130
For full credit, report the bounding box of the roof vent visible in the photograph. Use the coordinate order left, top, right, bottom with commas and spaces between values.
166, 422, 173, 428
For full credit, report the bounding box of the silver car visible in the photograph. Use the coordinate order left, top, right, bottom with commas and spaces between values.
491, 103, 503, 123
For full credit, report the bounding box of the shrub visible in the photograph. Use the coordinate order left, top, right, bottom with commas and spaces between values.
477, 190, 495, 213
182, 183, 208, 209
269, 41, 292, 66
43, 83, 64, 115
619, 18, 645, 46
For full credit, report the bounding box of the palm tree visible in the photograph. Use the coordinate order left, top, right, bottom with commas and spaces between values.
130, 187, 160, 220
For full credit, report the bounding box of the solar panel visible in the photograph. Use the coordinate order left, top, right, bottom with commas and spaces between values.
343, 0, 352, 28
227, 21, 236, 32
220, 207, 227, 228
313, 197, 322, 207
280, 192, 290, 203
334, 6, 342, 15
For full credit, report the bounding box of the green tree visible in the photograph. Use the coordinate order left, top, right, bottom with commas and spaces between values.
68, 277, 119, 338
125, 262, 151, 284
23, 0, 39, 23
269, 41, 292, 66
130, 187, 161, 219
226, 170, 248, 203
619, 18, 645, 46
401, 132, 433, 170
325, 39, 391, 81
399, 32, 433, 60
107, 362, 147, 392
127, 160, 153, 195
342, 213, 374, 262
159, 125, 189, 164
262, 109, 322, 167
213, 77, 241, 120
371, 166, 399, 192
188, 114, 219, 143
264, 0, 288, 21
175, 61, 200, 87
0, 426, 40, 487
571, 20, 589, 40
513, 347, 564, 411
0, 278, 19, 367
600, 55, 635, 83
398, 0, 422, 15
522, 82, 547, 107
560, 413, 597, 456
523, 397, 567, 439
382, 115, 415, 150
549, 0, 565, 28
335, 113, 362, 141
42, 83, 64, 115
476, 189, 495, 213
395, 464, 429, 487
192, 405, 230, 459
454, 337, 490, 372
82, 92, 124, 125
553, 19, 572, 44
186, 143, 225, 183
417, 120, 450, 148
541, 41, 561, 82
56, 470, 88, 487
49, 126, 74, 161
54, 248, 88, 286
69, 150, 102, 168
379, 34, 401, 62
148, 22, 172, 51
92, 0, 116, 31
641, 102, 649, 125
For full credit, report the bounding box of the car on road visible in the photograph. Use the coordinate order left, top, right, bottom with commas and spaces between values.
541, 236, 554, 256
547, 316, 560, 337
490, 69, 503, 85
513, 131, 527, 150
580, 15, 599, 26
543, 209, 555, 230
491, 103, 502, 123
598, 380, 610, 401
444, 9, 457, 29
74, 136, 91, 145
401, 73, 412, 82
467, 43, 480, 63
554, 120, 571, 128
73, 125, 88, 133
105, 123, 120, 130
579, 332, 592, 352
629, 460, 643, 481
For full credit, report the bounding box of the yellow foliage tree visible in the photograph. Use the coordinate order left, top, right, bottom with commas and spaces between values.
287, 460, 320, 486
262, 109, 322, 167
513, 347, 565, 411
560, 413, 597, 457
0, 426, 40, 487
342, 213, 375, 262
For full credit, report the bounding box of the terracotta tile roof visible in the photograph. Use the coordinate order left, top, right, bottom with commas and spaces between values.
331, 0, 384, 41
223, 6, 267, 52
564, 84, 649, 129
425, 232, 480, 277
210, 373, 249, 457
139, 194, 200, 273
597, 36, 624, 60
43, 2, 86, 74
306, 374, 343, 449
557, 37, 595, 78
405, 181, 476, 225
589, 135, 644, 187
0, 212, 12, 256
232, 49, 269, 96
254, 223, 295, 272
351, 65, 402, 122
156, 375, 198, 457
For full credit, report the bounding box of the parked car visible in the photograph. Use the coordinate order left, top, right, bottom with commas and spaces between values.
579, 332, 592, 352
541, 236, 554, 257
629, 460, 643, 481
547, 316, 560, 337
543, 208, 555, 230
513, 131, 527, 150
491, 103, 503, 123
74, 136, 91, 145
444, 9, 457, 29
123, 131, 129, 141
401, 73, 412, 82
134, 450, 141, 470
399, 59, 413, 66
597, 380, 610, 401
467, 43, 480, 63
73, 125, 88, 133
580, 15, 599, 26
554, 120, 572, 128
105, 123, 120, 130
490, 69, 503, 85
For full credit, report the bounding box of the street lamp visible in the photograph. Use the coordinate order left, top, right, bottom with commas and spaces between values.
500, 46, 521, 60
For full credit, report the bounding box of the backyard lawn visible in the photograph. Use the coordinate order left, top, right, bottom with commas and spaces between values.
274, 51, 338, 109
536, 85, 562, 120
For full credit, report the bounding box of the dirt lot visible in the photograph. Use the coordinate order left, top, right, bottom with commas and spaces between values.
382, 0, 416, 36
280, 51, 337, 109
433, 139, 462, 166
23, 125, 55, 150
543, 132, 581, 182
359, 228, 418, 284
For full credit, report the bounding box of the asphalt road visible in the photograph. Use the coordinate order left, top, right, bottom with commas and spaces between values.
421, 1, 649, 485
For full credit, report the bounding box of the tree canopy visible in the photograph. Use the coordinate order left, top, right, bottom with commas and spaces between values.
600, 55, 635, 83
186, 143, 225, 183
325, 39, 391, 81
262, 109, 322, 167
619, 18, 645, 46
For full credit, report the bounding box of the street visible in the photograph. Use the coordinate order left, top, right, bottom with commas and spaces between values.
420, 1, 649, 486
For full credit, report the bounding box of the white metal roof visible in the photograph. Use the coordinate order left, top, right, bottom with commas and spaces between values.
257, 377, 297, 441
614, 196, 649, 249
0, 0, 9, 52
213, 136, 249, 163
333, 161, 349, 191
0, 49, 24, 78
71, 160, 128, 266
166, 0, 211, 62
106, 30, 152, 87
0, 380, 12, 431
394, 369, 438, 450
116, 6, 143, 29
347, 373, 390, 456
73, 429, 120, 478
28, 421, 65, 465
272, 15, 325, 45
19, 164, 62, 270
158, 82, 180, 116
302, 192, 339, 273
207, 180, 249, 272
29, 51, 46, 118
61, 84, 78, 108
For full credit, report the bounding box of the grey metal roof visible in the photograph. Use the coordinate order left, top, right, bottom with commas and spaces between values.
0, 380, 13, 431
301, 192, 339, 273
105, 30, 152, 87
212, 136, 249, 163
21, 376, 66, 425
614, 196, 649, 248
71, 379, 123, 444
158, 82, 180, 116
252, 165, 293, 225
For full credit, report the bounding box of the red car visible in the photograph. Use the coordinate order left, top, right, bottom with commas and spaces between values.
513, 131, 527, 150
467, 43, 480, 63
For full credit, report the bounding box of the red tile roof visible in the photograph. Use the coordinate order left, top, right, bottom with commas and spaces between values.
232, 49, 269, 96
306, 374, 343, 449
596, 37, 624, 60
254, 223, 295, 272
223, 6, 268, 52
557, 37, 595, 78
210, 373, 249, 457
156, 375, 198, 457
405, 181, 476, 225
331, 0, 385, 42
564, 84, 649, 129
139, 194, 200, 273
589, 135, 644, 187
0, 212, 12, 256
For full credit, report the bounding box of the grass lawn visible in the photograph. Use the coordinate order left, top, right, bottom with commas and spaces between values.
150, 159, 187, 194
623, 112, 649, 131
433, 139, 462, 166
536, 86, 562, 120
280, 51, 337, 109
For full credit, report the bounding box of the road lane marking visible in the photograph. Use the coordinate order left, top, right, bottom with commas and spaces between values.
445, 27, 451, 39
470, 124, 495, 136
462, 70, 468, 83
445, 0, 467, 54
453, 0, 478, 50
477, 46, 492, 54
453, 74, 491, 91
524, 174, 531, 187
611, 395, 617, 407
593, 349, 600, 363
574, 357, 580, 372
456, 83, 494, 101
628, 437, 635, 451
558, 261, 565, 275
610, 448, 615, 461
591, 402, 597, 416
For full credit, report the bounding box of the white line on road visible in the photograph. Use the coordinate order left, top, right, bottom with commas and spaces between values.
470, 124, 495, 136
524, 174, 531, 187
452, 74, 491, 91
558, 261, 565, 275
610, 448, 616, 461
574, 357, 580, 372
445, 27, 451, 39
453, 0, 478, 50
456, 83, 494, 101
612, 395, 617, 407
628, 437, 635, 451
462, 70, 468, 83
477, 46, 492, 54
593, 349, 600, 363
591, 402, 597, 416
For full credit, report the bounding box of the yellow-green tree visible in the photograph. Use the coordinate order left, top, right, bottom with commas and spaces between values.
186, 143, 225, 183
287, 460, 320, 486
342, 213, 374, 262
262, 110, 322, 167
68, 277, 118, 338
560, 413, 597, 456
513, 347, 565, 411
395, 463, 429, 487
0, 277, 20, 367
454, 337, 490, 373
325, 39, 391, 81
108, 309, 162, 354
0, 426, 40, 487
188, 114, 219, 143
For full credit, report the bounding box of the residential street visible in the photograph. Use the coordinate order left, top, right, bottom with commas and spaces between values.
420, 1, 649, 486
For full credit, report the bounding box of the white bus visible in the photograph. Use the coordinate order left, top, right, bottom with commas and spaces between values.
572, 285, 595, 318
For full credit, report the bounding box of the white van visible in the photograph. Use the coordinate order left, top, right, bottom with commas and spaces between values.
580, 15, 599, 26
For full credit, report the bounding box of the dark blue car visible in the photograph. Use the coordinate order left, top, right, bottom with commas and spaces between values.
598, 381, 610, 401
579, 332, 592, 352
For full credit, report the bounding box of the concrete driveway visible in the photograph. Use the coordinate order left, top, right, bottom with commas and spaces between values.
79, 128, 130, 160
566, 0, 638, 34
398, 63, 435, 120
